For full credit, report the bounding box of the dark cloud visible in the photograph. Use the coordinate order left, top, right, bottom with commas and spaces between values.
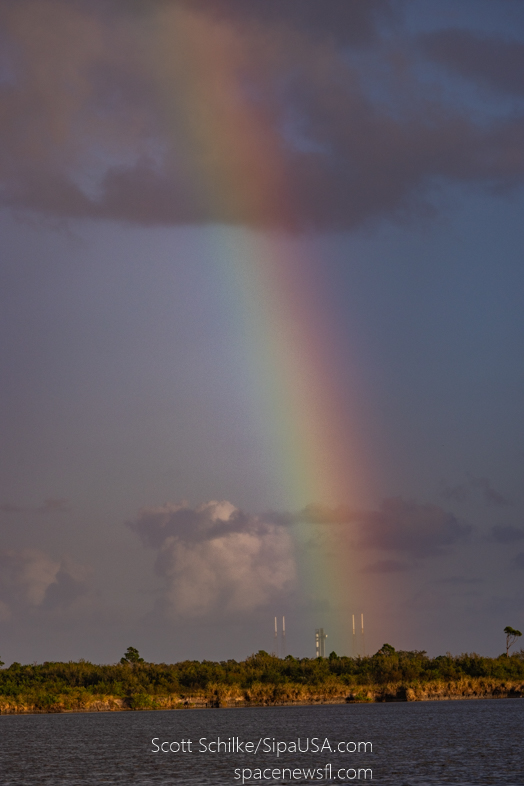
41, 560, 90, 609
357, 498, 471, 558
128, 500, 250, 547
128, 501, 296, 618
490, 525, 524, 544
440, 481, 471, 504
299, 497, 471, 558
420, 29, 524, 97
361, 559, 411, 574
440, 477, 510, 507
0, 1, 523, 229
512, 552, 524, 570
175, 0, 398, 46
473, 478, 510, 508
434, 576, 483, 585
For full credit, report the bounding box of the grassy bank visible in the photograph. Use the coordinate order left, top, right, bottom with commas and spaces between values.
1, 647, 523, 714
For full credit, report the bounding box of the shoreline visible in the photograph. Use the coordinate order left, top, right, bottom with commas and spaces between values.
2, 678, 523, 715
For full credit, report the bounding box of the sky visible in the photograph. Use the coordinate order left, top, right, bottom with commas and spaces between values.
1, 0, 524, 666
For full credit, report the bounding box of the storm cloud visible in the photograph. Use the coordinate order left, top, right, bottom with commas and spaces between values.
0, 1, 523, 228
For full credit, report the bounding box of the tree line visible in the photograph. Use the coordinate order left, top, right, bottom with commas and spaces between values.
1, 643, 523, 702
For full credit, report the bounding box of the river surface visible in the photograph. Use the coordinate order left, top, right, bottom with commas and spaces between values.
0, 699, 522, 785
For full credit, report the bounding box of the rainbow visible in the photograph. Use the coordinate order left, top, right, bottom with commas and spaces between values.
145, 4, 373, 650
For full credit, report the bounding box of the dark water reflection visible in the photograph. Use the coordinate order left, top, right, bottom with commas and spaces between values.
0, 699, 522, 785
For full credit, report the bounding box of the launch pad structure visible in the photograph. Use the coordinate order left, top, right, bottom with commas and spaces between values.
315, 627, 328, 658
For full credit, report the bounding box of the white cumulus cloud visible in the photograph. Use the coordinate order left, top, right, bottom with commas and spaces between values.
128, 500, 296, 618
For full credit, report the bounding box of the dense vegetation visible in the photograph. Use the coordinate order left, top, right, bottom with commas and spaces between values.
0, 644, 523, 711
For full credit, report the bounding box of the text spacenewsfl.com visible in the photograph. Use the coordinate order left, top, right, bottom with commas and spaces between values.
151, 736, 373, 782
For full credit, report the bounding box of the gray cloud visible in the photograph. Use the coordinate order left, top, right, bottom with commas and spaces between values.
300, 497, 471, 558
128, 501, 296, 618
420, 29, 524, 97
0, 2, 523, 229
356, 497, 471, 557
174, 0, 395, 46
361, 559, 411, 574
473, 478, 510, 508
41, 559, 91, 609
440, 477, 510, 507
440, 482, 470, 504
0, 549, 89, 621
129, 500, 249, 547
511, 552, 524, 570
489, 525, 524, 544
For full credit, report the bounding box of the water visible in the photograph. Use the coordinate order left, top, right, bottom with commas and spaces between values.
0, 699, 522, 785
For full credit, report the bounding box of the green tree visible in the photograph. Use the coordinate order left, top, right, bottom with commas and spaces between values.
503, 626, 522, 656
376, 643, 396, 656
120, 646, 144, 664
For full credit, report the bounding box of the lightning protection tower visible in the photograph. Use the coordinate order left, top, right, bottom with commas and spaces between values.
281, 616, 286, 658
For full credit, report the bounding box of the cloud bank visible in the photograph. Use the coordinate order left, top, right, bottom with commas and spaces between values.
300, 497, 471, 558
0, 1, 523, 229
126, 495, 471, 623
